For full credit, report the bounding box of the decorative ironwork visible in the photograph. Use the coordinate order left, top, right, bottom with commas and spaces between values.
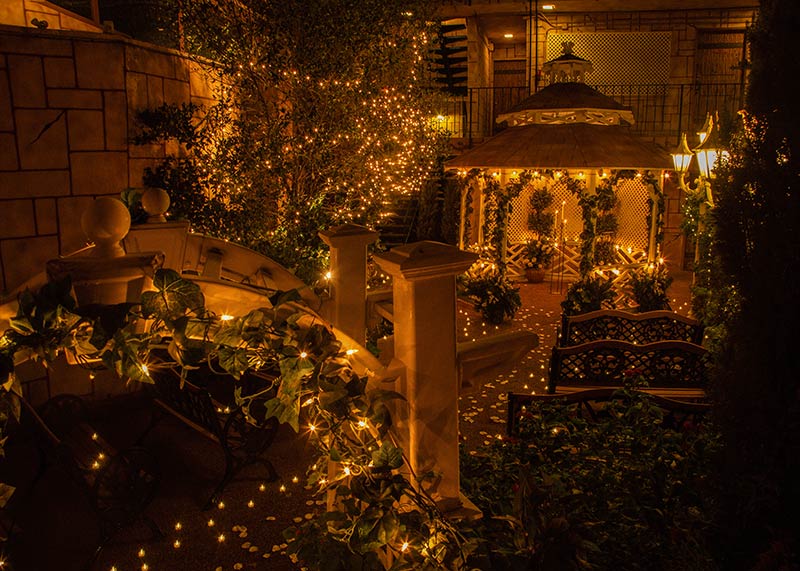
24, 395, 161, 568
548, 339, 708, 393
559, 309, 704, 347
146, 369, 279, 509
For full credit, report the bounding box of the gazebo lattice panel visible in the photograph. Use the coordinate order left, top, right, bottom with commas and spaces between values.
613, 178, 651, 255
508, 180, 583, 244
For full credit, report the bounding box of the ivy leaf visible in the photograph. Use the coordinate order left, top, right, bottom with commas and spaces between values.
269, 288, 301, 308
371, 441, 404, 472
0, 482, 15, 508
264, 395, 299, 432
76, 302, 137, 349
218, 346, 250, 379
141, 269, 205, 319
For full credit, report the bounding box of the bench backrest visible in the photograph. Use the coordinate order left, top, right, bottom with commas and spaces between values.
151, 372, 225, 442
548, 339, 708, 393
559, 310, 704, 347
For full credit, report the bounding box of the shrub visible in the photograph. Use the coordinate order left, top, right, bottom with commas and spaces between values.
460, 269, 522, 325
461, 387, 721, 570
561, 274, 615, 316
629, 263, 673, 312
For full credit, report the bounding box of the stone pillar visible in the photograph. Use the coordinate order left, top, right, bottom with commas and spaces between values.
47, 197, 163, 306
124, 187, 190, 271
319, 224, 378, 346
374, 241, 477, 510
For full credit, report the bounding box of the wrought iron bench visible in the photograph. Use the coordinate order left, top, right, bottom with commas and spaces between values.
506, 387, 712, 437
558, 309, 705, 347
22, 394, 161, 569
547, 338, 709, 396
141, 368, 279, 510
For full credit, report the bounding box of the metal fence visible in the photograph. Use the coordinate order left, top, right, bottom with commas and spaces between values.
440, 82, 744, 147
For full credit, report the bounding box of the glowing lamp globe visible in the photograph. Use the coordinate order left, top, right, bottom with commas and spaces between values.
671, 133, 693, 174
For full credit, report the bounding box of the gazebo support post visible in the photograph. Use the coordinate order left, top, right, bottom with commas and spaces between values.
646, 178, 660, 263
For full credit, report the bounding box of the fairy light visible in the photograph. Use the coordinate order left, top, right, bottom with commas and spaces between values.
174, 522, 182, 531
174, 539, 181, 548
220, 314, 234, 321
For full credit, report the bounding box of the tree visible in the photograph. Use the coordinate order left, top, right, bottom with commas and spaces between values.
710, 0, 800, 566
149, 0, 449, 282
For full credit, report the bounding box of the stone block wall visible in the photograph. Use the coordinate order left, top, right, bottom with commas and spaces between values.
0, 0, 102, 33
0, 24, 219, 294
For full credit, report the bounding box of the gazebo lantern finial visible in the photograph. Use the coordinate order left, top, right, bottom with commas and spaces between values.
542, 43, 593, 84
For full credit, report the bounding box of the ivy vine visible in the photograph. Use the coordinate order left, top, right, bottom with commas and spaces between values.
0, 271, 477, 569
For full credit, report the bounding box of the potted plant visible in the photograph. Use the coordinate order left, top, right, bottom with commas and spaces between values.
522, 238, 555, 283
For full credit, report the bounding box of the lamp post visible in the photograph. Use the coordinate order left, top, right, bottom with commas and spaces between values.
671, 113, 725, 277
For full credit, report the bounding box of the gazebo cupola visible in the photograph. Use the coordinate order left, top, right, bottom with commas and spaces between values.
495, 44, 635, 129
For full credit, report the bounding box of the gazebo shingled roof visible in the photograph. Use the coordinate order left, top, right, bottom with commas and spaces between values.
498, 82, 631, 119
446, 123, 672, 171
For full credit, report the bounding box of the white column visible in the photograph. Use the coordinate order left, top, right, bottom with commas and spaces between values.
319, 224, 378, 346
375, 241, 477, 510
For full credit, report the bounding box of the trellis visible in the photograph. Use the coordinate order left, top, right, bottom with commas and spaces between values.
498, 172, 655, 282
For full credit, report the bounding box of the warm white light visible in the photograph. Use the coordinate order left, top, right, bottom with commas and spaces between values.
220, 314, 234, 321
671, 133, 693, 173
503, 33, 514, 39
542, 4, 555, 9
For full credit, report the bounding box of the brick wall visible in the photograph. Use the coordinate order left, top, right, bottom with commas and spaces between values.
0, 24, 218, 294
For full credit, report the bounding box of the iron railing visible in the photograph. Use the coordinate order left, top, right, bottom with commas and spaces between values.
439, 82, 744, 147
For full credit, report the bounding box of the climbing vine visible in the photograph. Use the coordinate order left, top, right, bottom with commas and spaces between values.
0, 272, 477, 569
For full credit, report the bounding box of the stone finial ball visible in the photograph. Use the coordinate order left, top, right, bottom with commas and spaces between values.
81, 197, 131, 257
141, 187, 170, 222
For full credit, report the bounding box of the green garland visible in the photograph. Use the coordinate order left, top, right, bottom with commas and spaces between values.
0, 271, 476, 569
562, 174, 593, 275
641, 171, 665, 258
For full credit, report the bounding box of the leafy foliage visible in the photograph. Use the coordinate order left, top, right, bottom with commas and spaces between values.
522, 238, 555, 270
628, 263, 673, 312
459, 269, 522, 325
128, 0, 449, 283
0, 271, 475, 567
461, 387, 721, 570
527, 186, 555, 239
702, 0, 800, 564
561, 274, 616, 316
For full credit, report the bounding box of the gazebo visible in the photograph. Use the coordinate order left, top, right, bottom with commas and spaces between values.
446, 44, 672, 281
